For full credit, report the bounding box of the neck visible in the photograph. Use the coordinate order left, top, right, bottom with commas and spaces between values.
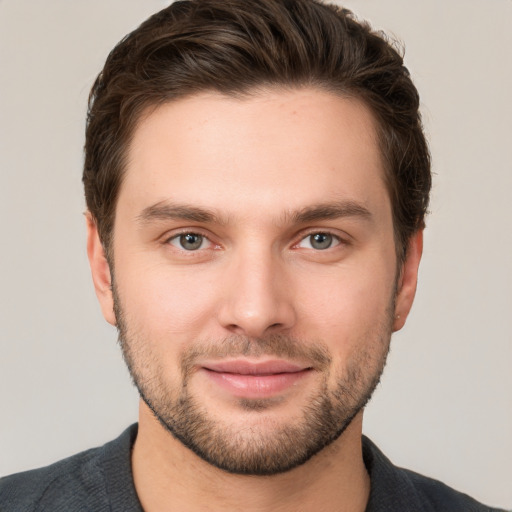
132, 401, 370, 512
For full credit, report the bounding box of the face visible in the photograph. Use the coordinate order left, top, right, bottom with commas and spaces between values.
88, 88, 421, 475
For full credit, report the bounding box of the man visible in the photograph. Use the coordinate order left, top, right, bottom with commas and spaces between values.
0, 0, 506, 510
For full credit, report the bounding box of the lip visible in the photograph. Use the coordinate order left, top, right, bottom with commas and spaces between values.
203, 359, 308, 375
200, 359, 313, 399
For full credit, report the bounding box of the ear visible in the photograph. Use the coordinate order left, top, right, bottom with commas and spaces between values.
393, 230, 423, 332
86, 213, 116, 326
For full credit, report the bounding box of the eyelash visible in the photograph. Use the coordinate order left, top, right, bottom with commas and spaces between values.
295, 231, 343, 251
164, 229, 347, 253
165, 230, 216, 252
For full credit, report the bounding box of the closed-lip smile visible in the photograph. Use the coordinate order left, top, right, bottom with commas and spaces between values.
200, 359, 313, 398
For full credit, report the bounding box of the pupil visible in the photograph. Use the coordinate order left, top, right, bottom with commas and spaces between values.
180, 233, 202, 250
311, 233, 332, 250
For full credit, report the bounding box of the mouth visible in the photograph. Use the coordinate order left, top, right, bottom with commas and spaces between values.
200, 359, 313, 399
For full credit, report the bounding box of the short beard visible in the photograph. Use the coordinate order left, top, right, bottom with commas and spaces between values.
113, 285, 393, 476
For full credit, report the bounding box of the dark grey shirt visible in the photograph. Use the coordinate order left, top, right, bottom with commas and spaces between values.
0, 424, 506, 511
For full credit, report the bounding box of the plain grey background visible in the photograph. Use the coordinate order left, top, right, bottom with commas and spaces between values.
0, 0, 510, 508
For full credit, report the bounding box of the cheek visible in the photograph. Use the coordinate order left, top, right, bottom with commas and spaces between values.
116, 260, 221, 339
293, 259, 396, 351
298, 268, 393, 323
295, 269, 394, 391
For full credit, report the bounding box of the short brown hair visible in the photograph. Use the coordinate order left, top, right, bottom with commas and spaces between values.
83, 0, 431, 263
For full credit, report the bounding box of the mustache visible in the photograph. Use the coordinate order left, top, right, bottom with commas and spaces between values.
180, 334, 332, 374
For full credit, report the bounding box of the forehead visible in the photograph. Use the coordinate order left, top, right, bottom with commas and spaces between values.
120, 88, 389, 223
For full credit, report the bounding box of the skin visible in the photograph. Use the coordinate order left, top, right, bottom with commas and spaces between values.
87, 88, 422, 511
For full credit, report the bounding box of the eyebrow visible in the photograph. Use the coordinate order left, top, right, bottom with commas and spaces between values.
136, 201, 226, 225
288, 201, 372, 224
136, 199, 372, 227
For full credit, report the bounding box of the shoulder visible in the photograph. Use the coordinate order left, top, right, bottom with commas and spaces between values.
0, 425, 138, 512
0, 445, 107, 512
362, 436, 507, 512
398, 466, 505, 512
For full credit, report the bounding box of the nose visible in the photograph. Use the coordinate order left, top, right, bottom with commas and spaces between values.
217, 247, 297, 338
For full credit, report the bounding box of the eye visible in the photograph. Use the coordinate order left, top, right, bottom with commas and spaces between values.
297, 232, 340, 250
168, 233, 210, 251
